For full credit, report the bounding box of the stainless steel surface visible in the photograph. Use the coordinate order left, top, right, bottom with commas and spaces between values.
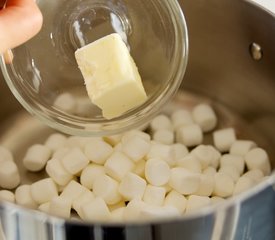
0, 0, 275, 239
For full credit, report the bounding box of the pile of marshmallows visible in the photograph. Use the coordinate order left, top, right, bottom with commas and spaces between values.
0, 103, 271, 222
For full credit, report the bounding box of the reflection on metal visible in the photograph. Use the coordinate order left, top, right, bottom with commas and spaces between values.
249, 43, 263, 61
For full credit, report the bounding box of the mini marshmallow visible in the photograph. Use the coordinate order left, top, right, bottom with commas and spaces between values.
84, 139, 113, 164
172, 143, 189, 161
93, 175, 122, 205
15, 185, 37, 209
213, 128, 236, 152
164, 190, 187, 214
31, 178, 58, 204
45, 133, 67, 152
72, 190, 95, 219
104, 151, 135, 181
80, 164, 105, 189
0, 190, 15, 203
46, 158, 73, 186
194, 174, 214, 197
54, 93, 77, 113
147, 143, 175, 167
207, 145, 221, 169
176, 154, 202, 173
81, 197, 111, 221
111, 207, 125, 221
75, 97, 94, 117
233, 176, 255, 195
211, 196, 225, 204
169, 168, 200, 195
0, 160, 20, 189
242, 169, 264, 182
191, 145, 215, 169
121, 135, 151, 162
219, 165, 240, 182
61, 147, 89, 175
186, 195, 211, 213
145, 159, 170, 186
150, 114, 173, 132
108, 201, 126, 211
192, 103, 217, 132
229, 140, 256, 156
123, 199, 146, 221
122, 130, 151, 143
140, 205, 180, 220
38, 202, 50, 213
212, 173, 234, 198
220, 154, 245, 174
245, 148, 271, 175
132, 158, 146, 178
203, 167, 217, 176
65, 136, 90, 149
176, 124, 203, 147
113, 142, 122, 152
23, 144, 52, 172
52, 147, 69, 159
103, 134, 123, 146
171, 109, 193, 130
0, 146, 13, 162
60, 180, 87, 202
143, 185, 166, 206
118, 173, 146, 201
153, 129, 174, 145
49, 196, 72, 218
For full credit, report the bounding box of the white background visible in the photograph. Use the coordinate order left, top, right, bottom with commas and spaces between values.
251, 0, 275, 13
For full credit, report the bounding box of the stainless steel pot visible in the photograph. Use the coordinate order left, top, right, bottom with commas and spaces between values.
0, 0, 275, 239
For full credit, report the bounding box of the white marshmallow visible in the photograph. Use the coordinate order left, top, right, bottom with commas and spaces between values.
172, 143, 189, 161
207, 145, 221, 169
192, 103, 217, 132
169, 168, 200, 195
54, 93, 77, 113
147, 143, 175, 167
75, 96, 94, 117
211, 196, 225, 204
194, 174, 214, 197
31, 178, 58, 204
49, 196, 72, 218
60, 180, 87, 201
103, 134, 123, 146
245, 148, 271, 175
242, 169, 264, 182
0, 190, 15, 203
104, 151, 135, 181
213, 128, 236, 152
61, 147, 89, 175
220, 154, 245, 174
121, 135, 151, 162
0, 146, 13, 162
81, 197, 111, 221
45, 133, 67, 152
23, 144, 52, 172
111, 207, 126, 221
140, 205, 180, 220
84, 139, 113, 164
219, 165, 240, 182
0, 160, 20, 189
150, 114, 173, 132
153, 129, 174, 145
143, 185, 166, 206
65, 136, 90, 149
191, 145, 216, 169
132, 159, 146, 178
145, 159, 170, 186
118, 173, 146, 201
186, 195, 211, 213
233, 176, 255, 195
123, 199, 146, 221
176, 124, 203, 147
80, 164, 105, 189
38, 202, 50, 213
171, 109, 193, 130
108, 201, 126, 211
229, 140, 256, 156
15, 185, 37, 209
213, 173, 234, 197
46, 158, 73, 186
72, 190, 95, 219
52, 147, 69, 159
93, 175, 122, 205
203, 167, 217, 176
122, 130, 151, 143
176, 154, 202, 173
164, 190, 187, 214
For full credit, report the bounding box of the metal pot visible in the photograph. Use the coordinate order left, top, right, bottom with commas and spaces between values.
0, 0, 275, 239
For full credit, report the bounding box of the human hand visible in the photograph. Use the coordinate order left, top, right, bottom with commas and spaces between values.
0, 0, 43, 54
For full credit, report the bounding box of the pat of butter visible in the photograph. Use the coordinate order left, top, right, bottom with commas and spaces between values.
75, 33, 147, 119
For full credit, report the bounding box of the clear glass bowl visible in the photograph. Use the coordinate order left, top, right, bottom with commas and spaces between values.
0, 0, 188, 136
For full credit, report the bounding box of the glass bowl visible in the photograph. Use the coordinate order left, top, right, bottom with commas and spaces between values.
0, 0, 188, 136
